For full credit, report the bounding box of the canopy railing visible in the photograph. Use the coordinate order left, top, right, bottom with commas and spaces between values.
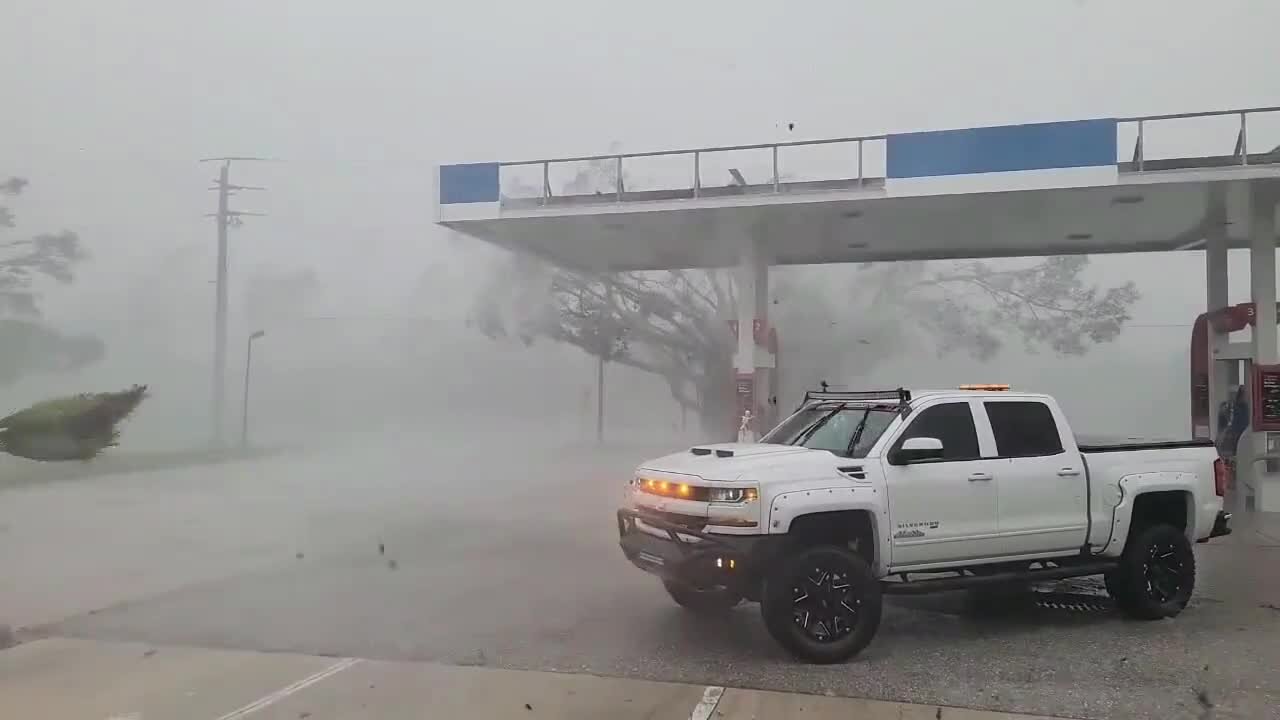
495, 106, 1280, 209
498, 135, 889, 208
1118, 105, 1280, 173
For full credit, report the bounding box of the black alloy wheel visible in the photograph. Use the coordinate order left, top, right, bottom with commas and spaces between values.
791, 566, 861, 642
1143, 539, 1188, 603
1111, 523, 1196, 620
761, 545, 882, 663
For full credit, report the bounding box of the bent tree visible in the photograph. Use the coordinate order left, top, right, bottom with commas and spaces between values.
462, 157, 1140, 437
1, 176, 146, 461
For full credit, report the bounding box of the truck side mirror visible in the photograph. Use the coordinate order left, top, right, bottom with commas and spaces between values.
891, 437, 945, 465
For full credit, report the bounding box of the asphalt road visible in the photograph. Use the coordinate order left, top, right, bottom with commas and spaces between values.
4, 431, 1279, 720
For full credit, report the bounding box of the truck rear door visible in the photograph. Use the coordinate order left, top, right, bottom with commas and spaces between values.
979, 398, 1088, 556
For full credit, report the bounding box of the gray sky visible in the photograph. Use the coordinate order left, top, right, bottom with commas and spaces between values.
5, 1, 1278, 306
3, 0, 1280, 441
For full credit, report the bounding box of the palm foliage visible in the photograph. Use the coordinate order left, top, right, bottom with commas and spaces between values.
0, 385, 148, 461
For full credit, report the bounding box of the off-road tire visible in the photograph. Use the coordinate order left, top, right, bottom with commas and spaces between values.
760, 545, 882, 663
1103, 569, 1123, 600
662, 579, 741, 613
1110, 523, 1196, 620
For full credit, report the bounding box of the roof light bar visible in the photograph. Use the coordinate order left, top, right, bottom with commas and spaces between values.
801, 388, 911, 405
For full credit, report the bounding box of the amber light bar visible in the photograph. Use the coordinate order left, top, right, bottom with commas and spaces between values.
639, 477, 704, 500
636, 478, 759, 504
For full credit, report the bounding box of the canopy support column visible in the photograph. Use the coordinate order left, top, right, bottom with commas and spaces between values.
733, 239, 775, 442
1247, 183, 1280, 511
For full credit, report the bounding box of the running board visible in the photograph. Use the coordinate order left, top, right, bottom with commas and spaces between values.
880, 561, 1118, 595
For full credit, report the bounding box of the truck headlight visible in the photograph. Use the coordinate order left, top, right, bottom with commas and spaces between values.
709, 487, 758, 504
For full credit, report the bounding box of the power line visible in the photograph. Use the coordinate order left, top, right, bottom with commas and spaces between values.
202, 156, 273, 448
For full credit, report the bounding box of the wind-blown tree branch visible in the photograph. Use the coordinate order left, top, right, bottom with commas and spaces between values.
0, 385, 148, 461
0, 176, 134, 462
465, 157, 1140, 437
1, 176, 83, 315
0, 176, 104, 384
776, 258, 1139, 406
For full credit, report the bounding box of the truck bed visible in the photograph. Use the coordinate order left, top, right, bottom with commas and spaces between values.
1076, 436, 1220, 548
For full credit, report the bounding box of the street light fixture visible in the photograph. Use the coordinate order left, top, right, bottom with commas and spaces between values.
241, 330, 266, 449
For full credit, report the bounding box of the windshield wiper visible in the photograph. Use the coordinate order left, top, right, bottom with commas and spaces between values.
793, 403, 845, 447
845, 409, 873, 456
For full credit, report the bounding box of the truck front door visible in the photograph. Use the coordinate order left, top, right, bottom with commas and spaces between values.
881, 400, 1002, 568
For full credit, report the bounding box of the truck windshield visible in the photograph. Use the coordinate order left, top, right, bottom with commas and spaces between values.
761, 404, 898, 458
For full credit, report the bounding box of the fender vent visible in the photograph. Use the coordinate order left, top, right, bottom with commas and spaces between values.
837, 465, 865, 479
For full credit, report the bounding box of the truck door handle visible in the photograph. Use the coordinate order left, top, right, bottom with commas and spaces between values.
1058, 468, 1081, 477
968, 472, 993, 482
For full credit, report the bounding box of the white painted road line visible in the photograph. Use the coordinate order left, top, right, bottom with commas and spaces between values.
689, 685, 725, 720
213, 657, 361, 720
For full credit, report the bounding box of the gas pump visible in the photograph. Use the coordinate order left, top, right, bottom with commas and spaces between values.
1190, 301, 1280, 509
1190, 302, 1255, 440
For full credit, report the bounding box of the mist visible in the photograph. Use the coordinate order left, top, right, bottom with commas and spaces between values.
4, 1, 1276, 458
5, 3, 1280, 718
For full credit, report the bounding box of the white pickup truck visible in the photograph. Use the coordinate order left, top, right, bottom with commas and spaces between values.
616, 386, 1233, 663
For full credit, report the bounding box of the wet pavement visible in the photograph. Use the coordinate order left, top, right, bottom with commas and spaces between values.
3, 434, 1279, 719
3, 637, 1065, 719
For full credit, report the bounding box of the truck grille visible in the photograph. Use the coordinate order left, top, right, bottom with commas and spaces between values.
639, 509, 707, 532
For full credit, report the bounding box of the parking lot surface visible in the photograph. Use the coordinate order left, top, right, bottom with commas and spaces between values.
3, 436, 1278, 719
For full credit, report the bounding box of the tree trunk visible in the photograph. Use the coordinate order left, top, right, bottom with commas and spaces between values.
596, 355, 605, 445
694, 373, 736, 442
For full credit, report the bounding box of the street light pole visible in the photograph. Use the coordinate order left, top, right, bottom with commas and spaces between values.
200, 155, 271, 448
241, 330, 266, 449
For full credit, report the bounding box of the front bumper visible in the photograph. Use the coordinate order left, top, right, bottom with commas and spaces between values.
616, 508, 778, 593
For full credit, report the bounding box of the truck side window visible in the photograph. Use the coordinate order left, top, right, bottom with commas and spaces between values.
985, 401, 1065, 457
894, 402, 980, 461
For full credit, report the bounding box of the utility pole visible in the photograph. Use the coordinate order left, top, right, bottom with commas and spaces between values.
200, 156, 270, 448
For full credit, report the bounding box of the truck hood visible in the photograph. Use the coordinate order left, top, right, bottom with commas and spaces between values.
636, 442, 814, 482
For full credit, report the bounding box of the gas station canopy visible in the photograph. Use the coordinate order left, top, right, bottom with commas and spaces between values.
438, 105, 1280, 512
438, 108, 1280, 271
